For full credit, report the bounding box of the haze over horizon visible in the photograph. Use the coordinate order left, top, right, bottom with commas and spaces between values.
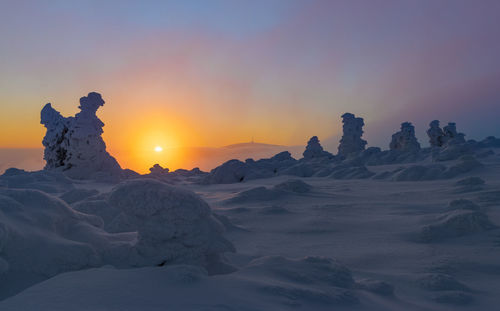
1, 0, 500, 171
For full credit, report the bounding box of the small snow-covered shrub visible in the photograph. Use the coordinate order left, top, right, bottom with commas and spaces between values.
204, 159, 248, 184
107, 179, 235, 274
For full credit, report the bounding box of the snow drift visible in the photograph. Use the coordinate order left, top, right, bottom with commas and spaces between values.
107, 179, 236, 274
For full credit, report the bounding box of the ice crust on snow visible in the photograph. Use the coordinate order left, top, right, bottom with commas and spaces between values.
41, 92, 123, 180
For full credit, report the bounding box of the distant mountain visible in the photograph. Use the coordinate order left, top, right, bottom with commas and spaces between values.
0, 142, 306, 174
222, 142, 285, 149
0, 148, 44, 173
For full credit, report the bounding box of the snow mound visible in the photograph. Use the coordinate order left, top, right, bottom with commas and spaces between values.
443, 155, 483, 178
204, 152, 296, 184
393, 164, 445, 181
60, 188, 99, 204
455, 177, 485, 186
477, 190, 500, 205
212, 213, 248, 232
225, 186, 282, 204
204, 159, 248, 184
447, 199, 480, 211
433, 291, 474, 305
246, 256, 354, 288
420, 209, 495, 242
71, 196, 127, 233
355, 279, 394, 296
227, 180, 312, 204
0, 169, 74, 193
476, 149, 495, 158
146, 165, 207, 184
246, 256, 358, 305
0, 188, 120, 298
280, 162, 316, 177
258, 283, 357, 306
273, 179, 312, 193
393, 156, 483, 181
107, 179, 235, 274
259, 205, 292, 214
418, 273, 470, 291
433, 143, 473, 161
329, 165, 375, 179
477, 136, 500, 148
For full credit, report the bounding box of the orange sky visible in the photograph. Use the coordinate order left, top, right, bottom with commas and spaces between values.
2, 1, 500, 173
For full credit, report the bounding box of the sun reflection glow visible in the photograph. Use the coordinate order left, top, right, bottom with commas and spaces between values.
154, 146, 163, 152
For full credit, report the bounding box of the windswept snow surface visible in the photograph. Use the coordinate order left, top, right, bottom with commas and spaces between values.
1, 149, 500, 310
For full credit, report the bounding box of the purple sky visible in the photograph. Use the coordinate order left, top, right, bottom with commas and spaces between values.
1, 0, 499, 151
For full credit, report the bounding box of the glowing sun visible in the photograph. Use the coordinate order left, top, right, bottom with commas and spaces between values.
154, 146, 163, 152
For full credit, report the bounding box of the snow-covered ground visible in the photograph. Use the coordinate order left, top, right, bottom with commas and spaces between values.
1, 149, 499, 310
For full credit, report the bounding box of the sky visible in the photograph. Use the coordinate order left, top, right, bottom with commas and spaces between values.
1, 0, 500, 171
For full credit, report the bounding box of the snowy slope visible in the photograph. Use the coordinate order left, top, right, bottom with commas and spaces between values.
0, 150, 499, 310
